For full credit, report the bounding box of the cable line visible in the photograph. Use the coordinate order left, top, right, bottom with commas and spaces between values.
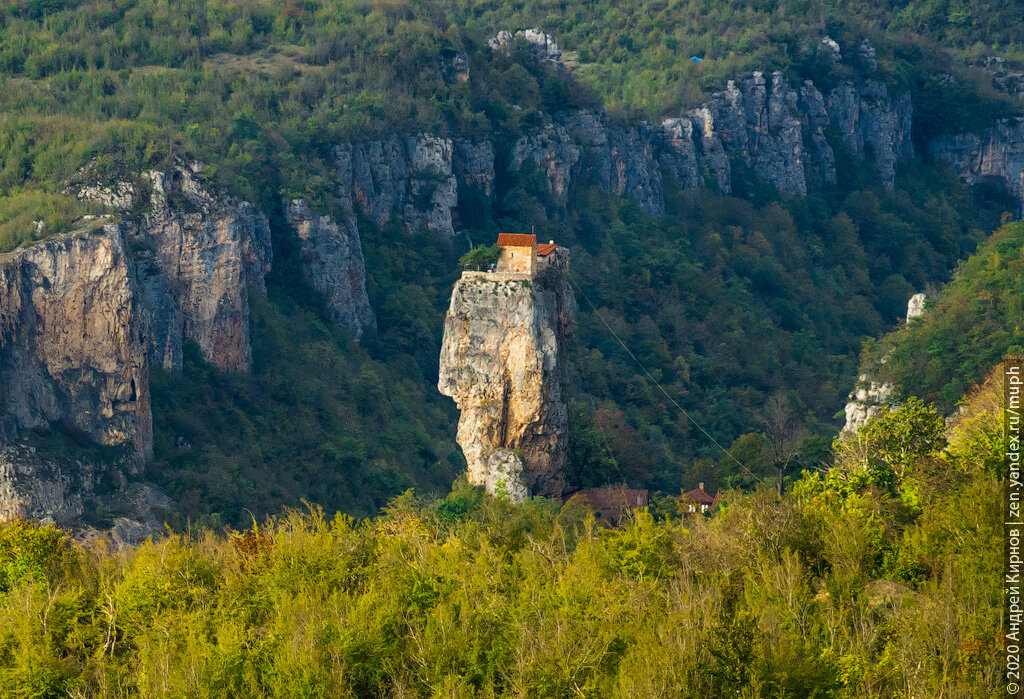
568, 273, 754, 477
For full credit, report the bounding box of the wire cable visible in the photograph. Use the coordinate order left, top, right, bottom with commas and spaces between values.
568, 273, 755, 477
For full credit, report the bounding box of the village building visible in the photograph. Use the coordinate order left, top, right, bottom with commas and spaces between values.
681, 482, 721, 514
567, 486, 649, 522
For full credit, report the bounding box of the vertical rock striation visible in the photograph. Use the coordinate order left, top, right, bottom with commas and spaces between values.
0, 223, 151, 458
133, 168, 272, 372
336, 134, 493, 237
77, 164, 273, 373
930, 118, 1024, 211
0, 223, 155, 525
438, 250, 576, 501
826, 80, 913, 189
286, 199, 376, 338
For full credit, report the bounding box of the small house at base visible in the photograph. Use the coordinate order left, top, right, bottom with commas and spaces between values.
567, 486, 649, 522
496, 233, 558, 275
681, 482, 720, 514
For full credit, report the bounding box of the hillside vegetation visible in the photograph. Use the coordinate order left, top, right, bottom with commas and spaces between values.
0, 365, 1004, 696
0, 0, 1020, 520
863, 219, 1024, 410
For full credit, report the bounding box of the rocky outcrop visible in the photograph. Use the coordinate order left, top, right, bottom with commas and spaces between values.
438, 250, 576, 501
333, 66, 918, 226
0, 222, 166, 531
135, 168, 271, 372
509, 123, 581, 207
286, 200, 376, 338
503, 71, 911, 208
78, 165, 273, 373
906, 292, 926, 322
0, 223, 152, 458
672, 72, 912, 194
489, 28, 563, 65
842, 294, 926, 435
441, 50, 469, 84
676, 72, 811, 195
841, 377, 895, 436
826, 80, 913, 189
930, 118, 1024, 210
797, 81, 838, 187
660, 118, 701, 190
336, 134, 491, 237
509, 112, 665, 215
1, 438, 171, 542
453, 138, 496, 196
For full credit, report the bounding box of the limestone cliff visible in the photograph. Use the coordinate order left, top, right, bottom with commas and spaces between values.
78, 164, 273, 373
0, 222, 151, 458
335, 134, 493, 237
286, 199, 376, 338
841, 294, 926, 435
327, 62, 925, 229
0, 163, 274, 528
438, 250, 575, 501
930, 118, 1024, 211
0, 222, 164, 531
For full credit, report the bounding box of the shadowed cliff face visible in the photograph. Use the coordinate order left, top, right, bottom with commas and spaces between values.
286, 199, 376, 338
930, 118, 1024, 212
332, 73, 916, 233
77, 165, 273, 373
438, 251, 575, 501
0, 223, 158, 527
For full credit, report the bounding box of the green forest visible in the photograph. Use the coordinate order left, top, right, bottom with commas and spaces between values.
0, 364, 1005, 696
0, 0, 1019, 520
1, 0, 1023, 695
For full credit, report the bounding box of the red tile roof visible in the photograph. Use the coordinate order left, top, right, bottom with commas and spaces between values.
497, 233, 536, 247
682, 487, 716, 506
536, 243, 557, 256
569, 487, 649, 519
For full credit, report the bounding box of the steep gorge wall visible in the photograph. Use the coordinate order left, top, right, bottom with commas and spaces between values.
930, 117, 1024, 211
80, 165, 273, 373
0, 223, 151, 458
0, 223, 155, 526
287, 199, 376, 338
438, 251, 576, 501
336, 72, 916, 234
1, 163, 380, 525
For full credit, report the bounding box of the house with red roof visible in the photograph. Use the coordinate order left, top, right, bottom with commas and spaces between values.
495, 233, 558, 276
681, 482, 721, 514
567, 486, 649, 522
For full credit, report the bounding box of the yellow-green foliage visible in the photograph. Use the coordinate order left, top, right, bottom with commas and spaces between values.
0, 190, 96, 253
0, 115, 170, 252
0, 364, 1006, 698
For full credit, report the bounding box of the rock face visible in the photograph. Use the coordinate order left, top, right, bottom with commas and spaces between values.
286, 200, 376, 338
842, 294, 926, 435
0, 223, 160, 528
841, 377, 895, 436
489, 28, 563, 65
0, 224, 152, 458
1, 164, 274, 527
930, 118, 1024, 211
78, 165, 273, 373
336, 134, 490, 238
509, 123, 581, 207
906, 293, 926, 322
134, 168, 271, 372
671, 72, 912, 194
438, 250, 576, 501
501, 72, 912, 209
826, 80, 913, 189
